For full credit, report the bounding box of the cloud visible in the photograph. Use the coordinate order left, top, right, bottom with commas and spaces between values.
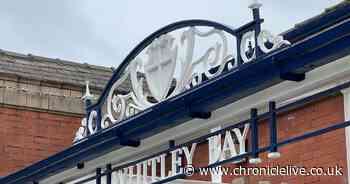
0, 0, 343, 67
0, 0, 118, 65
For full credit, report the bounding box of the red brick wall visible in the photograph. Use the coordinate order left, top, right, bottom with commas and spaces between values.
0, 107, 81, 176
0, 94, 347, 184
188, 94, 347, 184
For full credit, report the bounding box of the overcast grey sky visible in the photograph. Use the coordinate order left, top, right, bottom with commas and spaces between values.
0, 0, 342, 67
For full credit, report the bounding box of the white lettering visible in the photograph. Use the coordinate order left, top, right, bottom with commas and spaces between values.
148, 156, 160, 182
182, 143, 197, 165
171, 149, 183, 176
222, 131, 238, 159
159, 154, 166, 179
233, 124, 250, 154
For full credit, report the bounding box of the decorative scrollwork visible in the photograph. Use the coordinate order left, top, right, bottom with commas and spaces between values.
88, 110, 98, 134
73, 118, 88, 143
258, 30, 291, 53
241, 31, 256, 63
73, 20, 290, 142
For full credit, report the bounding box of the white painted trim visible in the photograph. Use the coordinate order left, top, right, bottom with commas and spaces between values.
208, 126, 222, 183
341, 88, 350, 184
42, 55, 350, 184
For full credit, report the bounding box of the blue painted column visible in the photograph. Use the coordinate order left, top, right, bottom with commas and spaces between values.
249, 108, 262, 164
268, 101, 281, 159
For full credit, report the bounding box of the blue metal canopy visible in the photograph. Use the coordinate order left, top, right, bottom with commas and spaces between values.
1, 2, 350, 184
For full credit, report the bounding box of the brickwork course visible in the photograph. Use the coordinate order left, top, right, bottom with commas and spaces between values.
186, 95, 347, 184
0, 50, 114, 176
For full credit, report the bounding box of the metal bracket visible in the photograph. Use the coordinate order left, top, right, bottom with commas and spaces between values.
115, 130, 141, 147
77, 162, 85, 169
189, 111, 212, 119
120, 137, 141, 147
280, 72, 305, 82
189, 105, 212, 119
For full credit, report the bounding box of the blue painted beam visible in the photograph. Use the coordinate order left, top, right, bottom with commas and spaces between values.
2, 13, 350, 184
98, 80, 350, 180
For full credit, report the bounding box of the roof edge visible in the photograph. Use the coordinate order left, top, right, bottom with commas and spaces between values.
0, 49, 113, 72
282, 1, 350, 43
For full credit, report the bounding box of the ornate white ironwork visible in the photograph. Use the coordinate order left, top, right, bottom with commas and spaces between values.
241, 31, 256, 63
258, 30, 291, 53
73, 118, 88, 143
73, 26, 290, 142
107, 28, 233, 121
145, 34, 178, 102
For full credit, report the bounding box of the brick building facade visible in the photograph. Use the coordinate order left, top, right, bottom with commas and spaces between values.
188, 95, 347, 184
0, 50, 112, 176
1, 1, 350, 184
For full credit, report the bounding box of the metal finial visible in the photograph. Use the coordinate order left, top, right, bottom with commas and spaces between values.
82, 81, 94, 101
249, 0, 262, 9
